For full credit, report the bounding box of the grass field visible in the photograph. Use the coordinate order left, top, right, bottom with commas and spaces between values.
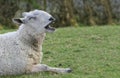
0, 26, 120, 78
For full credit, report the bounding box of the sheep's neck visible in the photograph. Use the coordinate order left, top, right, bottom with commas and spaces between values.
18, 25, 46, 52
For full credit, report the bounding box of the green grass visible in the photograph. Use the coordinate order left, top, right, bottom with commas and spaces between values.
0, 26, 120, 78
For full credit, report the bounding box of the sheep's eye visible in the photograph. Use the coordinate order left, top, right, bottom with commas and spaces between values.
28, 17, 36, 20
29, 17, 32, 20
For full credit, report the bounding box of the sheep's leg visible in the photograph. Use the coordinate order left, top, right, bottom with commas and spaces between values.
31, 64, 72, 73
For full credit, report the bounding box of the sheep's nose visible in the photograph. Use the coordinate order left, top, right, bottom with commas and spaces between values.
49, 17, 55, 21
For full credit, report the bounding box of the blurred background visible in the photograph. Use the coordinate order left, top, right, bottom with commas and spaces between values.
0, 0, 120, 29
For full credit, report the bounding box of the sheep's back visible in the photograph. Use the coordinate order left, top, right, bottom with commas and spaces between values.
0, 32, 28, 75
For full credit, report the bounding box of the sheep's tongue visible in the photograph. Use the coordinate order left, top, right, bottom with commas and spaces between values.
45, 25, 55, 32
48, 25, 55, 31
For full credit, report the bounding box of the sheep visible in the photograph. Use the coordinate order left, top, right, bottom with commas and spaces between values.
0, 10, 71, 75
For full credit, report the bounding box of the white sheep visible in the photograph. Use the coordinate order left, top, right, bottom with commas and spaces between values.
0, 10, 71, 75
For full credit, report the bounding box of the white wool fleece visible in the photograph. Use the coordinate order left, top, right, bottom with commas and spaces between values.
0, 25, 45, 75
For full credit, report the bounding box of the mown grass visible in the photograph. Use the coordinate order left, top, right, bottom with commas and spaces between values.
0, 26, 120, 78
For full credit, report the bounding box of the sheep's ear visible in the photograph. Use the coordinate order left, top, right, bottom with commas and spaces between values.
12, 18, 24, 24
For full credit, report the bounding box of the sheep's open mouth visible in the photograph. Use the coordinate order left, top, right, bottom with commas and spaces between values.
45, 23, 55, 32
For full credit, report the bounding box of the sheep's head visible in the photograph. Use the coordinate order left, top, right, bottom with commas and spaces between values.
13, 10, 55, 33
